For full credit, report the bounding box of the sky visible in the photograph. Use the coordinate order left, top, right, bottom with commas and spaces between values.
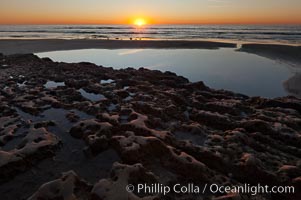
0, 0, 301, 25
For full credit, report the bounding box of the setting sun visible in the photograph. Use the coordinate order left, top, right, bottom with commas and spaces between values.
134, 18, 146, 26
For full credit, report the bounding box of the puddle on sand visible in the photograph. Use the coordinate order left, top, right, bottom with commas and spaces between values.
0, 107, 121, 200
44, 81, 65, 89
78, 88, 106, 101
174, 131, 207, 146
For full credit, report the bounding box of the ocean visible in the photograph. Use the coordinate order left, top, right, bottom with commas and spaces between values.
0, 25, 301, 44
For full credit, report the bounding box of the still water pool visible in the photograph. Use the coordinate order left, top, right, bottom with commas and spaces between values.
37, 48, 300, 98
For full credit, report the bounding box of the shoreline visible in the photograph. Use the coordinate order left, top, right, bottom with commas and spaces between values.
0, 39, 237, 55
0, 39, 300, 67
239, 43, 301, 67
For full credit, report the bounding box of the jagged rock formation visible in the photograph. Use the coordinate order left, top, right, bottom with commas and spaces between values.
0, 54, 300, 200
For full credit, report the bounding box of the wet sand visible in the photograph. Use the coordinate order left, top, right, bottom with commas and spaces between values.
0, 39, 236, 55
240, 43, 301, 66
284, 73, 301, 98
1, 39, 300, 67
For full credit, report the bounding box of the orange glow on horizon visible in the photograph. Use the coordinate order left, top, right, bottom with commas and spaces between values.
0, 0, 300, 25
1, 18, 301, 25
0, 16, 300, 25
0, 13, 300, 25
134, 18, 147, 26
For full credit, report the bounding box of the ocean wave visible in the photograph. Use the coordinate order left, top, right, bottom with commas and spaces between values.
0, 25, 300, 43
1, 30, 300, 36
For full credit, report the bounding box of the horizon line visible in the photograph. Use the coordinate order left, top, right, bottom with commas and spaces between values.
1, 22, 301, 26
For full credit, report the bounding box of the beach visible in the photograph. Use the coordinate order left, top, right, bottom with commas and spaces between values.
1, 39, 300, 66
240, 43, 301, 66
1, 0, 301, 199
0, 45, 301, 199
0, 39, 237, 54
0, 23, 301, 200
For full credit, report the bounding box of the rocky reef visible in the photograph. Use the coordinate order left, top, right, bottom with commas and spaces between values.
0, 53, 300, 200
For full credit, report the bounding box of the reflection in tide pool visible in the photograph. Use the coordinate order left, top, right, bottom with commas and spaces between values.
100, 79, 115, 84
283, 73, 301, 98
37, 48, 298, 98
44, 81, 65, 88
78, 88, 106, 101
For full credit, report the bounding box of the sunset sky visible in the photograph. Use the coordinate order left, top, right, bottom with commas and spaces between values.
0, 0, 301, 25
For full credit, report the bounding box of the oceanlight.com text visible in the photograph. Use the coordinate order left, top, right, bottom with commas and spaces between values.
126, 183, 295, 196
